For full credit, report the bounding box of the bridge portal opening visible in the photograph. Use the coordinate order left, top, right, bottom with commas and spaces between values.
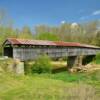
4, 47, 13, 58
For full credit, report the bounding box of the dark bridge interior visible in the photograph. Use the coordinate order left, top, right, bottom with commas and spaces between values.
4, 47, 13, 57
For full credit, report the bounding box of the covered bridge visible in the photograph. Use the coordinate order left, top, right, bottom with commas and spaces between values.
3, 38, 100, 69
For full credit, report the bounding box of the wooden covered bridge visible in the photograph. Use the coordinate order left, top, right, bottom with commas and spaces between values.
3, 38, 100, 69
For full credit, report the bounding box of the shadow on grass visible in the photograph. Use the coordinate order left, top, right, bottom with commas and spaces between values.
52, 66, 67, 73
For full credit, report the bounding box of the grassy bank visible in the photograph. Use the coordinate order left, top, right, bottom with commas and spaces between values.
0, 70, 100, 100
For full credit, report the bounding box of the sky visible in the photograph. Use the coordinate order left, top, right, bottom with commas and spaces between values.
0, 0, 100, 28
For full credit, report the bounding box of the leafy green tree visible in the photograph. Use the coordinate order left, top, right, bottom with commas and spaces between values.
95, 31, 100, 46
81, 21, 99, 44
35, 32, 60, 41
19, 26, 33, 39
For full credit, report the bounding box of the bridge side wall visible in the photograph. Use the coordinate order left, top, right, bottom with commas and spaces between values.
67, 56, 83, 68
13, 46, 68, 61
13, 46, 98, 61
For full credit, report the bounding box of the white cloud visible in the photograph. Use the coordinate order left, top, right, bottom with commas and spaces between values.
61, 20, 66, 24
79, 10, 100, 21
71, 22, 78, 28
92, 10, 100, 15
71, 22, 78, 26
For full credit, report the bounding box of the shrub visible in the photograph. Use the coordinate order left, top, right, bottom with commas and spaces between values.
31, 54, 52, 74
95, 53, 100, 64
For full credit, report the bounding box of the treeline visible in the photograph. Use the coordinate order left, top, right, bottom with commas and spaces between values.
0, 10, 100, 55
1, 21, 100, 44
34, 21, 100, 46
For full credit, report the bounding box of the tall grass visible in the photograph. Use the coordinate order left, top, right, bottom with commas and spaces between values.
0, 72, 99, 100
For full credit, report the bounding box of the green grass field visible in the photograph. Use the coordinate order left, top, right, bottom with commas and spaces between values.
0, 70, 100, 100
0, 57, 100, 100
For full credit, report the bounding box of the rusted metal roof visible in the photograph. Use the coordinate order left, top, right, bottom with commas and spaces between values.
4, 38, 100, 49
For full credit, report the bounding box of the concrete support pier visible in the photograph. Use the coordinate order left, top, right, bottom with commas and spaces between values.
67, 56, 83, 71
67, 55, 96, 72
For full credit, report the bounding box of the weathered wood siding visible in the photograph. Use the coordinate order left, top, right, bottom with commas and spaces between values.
13, 46, 100, 61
